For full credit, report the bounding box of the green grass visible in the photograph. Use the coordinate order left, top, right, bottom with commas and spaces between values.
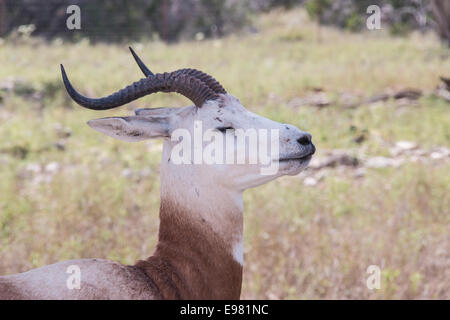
0, 8, 449, 299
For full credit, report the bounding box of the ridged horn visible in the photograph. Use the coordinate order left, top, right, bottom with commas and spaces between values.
129, 47, 226, 94
61, 64, 220, 109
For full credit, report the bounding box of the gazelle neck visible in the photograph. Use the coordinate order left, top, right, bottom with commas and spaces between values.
135, 159, 244, 299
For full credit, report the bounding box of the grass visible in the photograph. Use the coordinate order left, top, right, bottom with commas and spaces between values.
0, 8, 449, 299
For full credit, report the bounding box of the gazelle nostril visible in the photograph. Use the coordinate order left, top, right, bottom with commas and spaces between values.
297, 135, 311, 146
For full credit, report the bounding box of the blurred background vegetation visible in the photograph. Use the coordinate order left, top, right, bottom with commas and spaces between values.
0, 1, 449, 299
1, 0, 450, 43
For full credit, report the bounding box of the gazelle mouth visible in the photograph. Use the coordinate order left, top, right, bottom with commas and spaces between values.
278, 153, 314, 162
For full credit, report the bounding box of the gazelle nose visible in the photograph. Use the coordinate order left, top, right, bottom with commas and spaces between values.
297, 133, 312, 146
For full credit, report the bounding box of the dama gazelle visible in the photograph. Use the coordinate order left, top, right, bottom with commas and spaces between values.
0, 48, 315, 299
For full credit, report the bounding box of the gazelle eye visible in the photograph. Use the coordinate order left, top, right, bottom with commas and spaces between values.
216, 126, 234, 133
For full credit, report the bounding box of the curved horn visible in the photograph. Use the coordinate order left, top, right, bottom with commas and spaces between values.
175, 69, 227, 94
129, 47, 154, 77
129, 47, 226, 94
61, 64, 219, 109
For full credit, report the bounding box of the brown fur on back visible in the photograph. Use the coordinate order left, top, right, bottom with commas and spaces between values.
0, 279, 23, 300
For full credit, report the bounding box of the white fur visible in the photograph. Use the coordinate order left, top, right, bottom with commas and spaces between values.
233, 239, 244, 265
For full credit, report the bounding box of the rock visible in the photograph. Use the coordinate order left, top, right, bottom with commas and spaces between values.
308, 92, 331, 107
412, 149, 428, 157
0, 78, 17, 92
430, 152, 445, 160
26, 163, 41, 173
396, 141, 417, 150
390, 141, 418, 156
45, 162, 60, 173
121, 168, 133, 178
430, 147, 450, 160
303, 177, 318, 186
366, 93, 390, 104
393, 88, 422, 100
396, 97, 419, 107
366, 156, 402, 168
289, 90, 332, 108
310, 152, 359, 170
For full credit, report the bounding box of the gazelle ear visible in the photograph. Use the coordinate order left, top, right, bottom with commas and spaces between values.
87, 116, 170, 142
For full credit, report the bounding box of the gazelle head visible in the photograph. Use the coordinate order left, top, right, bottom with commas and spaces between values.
61, 48, 315, 193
